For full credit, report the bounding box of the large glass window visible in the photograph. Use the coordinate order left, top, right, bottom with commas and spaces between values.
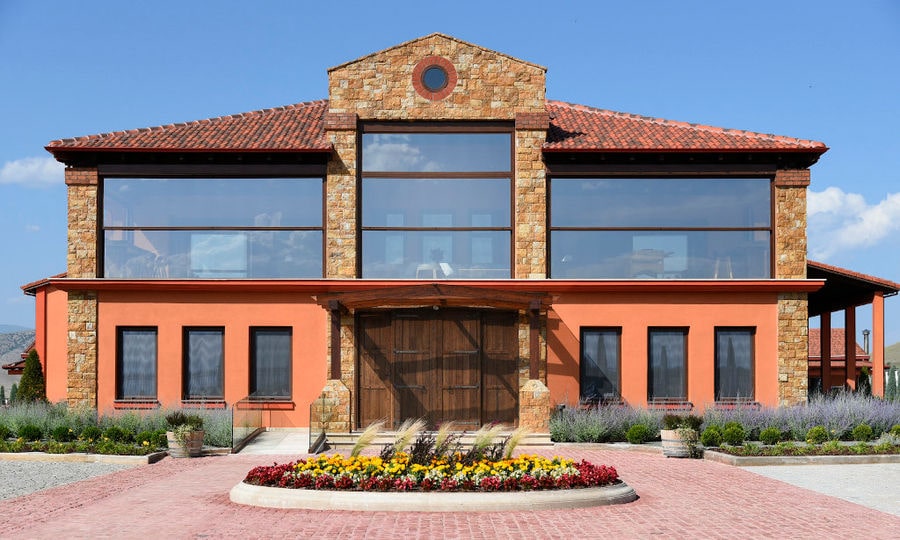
102, 178, 323, 278
250, 327, 292, 399
580, 328, 621, 404
715, 328, 755, 401
360, 130, 513, 278
183, 327, 224, 399
116, 327, 157, 400
648, 328, 688, 401
550, 178, 771, 278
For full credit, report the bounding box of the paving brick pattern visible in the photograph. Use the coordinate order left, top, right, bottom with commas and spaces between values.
1, 448, 896, 539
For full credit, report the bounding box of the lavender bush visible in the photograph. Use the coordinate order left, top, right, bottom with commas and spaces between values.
550, 405, 662, 442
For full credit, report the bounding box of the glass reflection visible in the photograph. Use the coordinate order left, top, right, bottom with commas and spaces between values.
104, 230, 322, 278
363, 178, 510, 226
362, 133, 511, 172
362, 231, 510, 278
551, 178, 770, 228
551, 231, 770, 279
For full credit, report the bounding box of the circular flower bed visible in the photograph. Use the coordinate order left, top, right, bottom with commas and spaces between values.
244, 452, 619, 492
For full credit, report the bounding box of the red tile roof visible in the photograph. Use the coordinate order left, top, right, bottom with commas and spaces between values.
545, 101, 828, 153
46, 100, 330, 153
808, 260, 900, 293
45, 99, 828, 156
808, 328, 868, 360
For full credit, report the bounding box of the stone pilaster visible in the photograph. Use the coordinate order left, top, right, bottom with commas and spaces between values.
311, 379, 352, 433
519, 379, 551, 432
67, 292, 97, 408
774, 169, 810, 405
325, 130, 357, 278
515, 127, 548, 279
65, 167, 99, 408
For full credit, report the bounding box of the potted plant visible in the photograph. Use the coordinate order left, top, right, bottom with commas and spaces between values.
660, 413, 702, 458
165, 411, 205, 458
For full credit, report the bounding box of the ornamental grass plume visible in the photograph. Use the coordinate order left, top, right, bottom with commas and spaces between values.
351, 421, 384, 457
392, 418, 427, 455
503, 426, 531, 460
471, 423, 507, 454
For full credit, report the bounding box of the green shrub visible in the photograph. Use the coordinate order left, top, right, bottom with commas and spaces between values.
18, 424, 43, 441
700, 426, 722, 447
891, 424, 900, 437
0, 424, 11, 440
821, 439, 841, 453
806, 425, 829, 444
759, 427, 781, 445
51, 425, 76, 442
103, 426, 130, 442
165, 411, 203, 430
625, 423, 653, 444
851, 423, 874, 442
80, 425, 102, 441
17, 349, 47, 403
722, 424, 746, 446
662, 414, 703, 431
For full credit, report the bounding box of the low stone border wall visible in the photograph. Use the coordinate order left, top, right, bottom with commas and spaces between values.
703, 450, 900, 466
0, 451, 168, 465
230, 481, 638, 512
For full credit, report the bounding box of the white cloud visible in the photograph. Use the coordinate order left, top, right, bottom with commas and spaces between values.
25, 225, 40, 232
808, 187, 900, 259
0, 156, 64, 186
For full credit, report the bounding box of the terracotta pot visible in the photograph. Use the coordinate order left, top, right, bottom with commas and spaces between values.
166, 430, 205, 458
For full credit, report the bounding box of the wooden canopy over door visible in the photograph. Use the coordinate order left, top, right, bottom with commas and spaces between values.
358, 308, 518, 429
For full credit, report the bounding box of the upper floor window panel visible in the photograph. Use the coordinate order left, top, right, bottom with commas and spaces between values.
102, 178, 324, 279
550, 178, 772, 279
361, 129, 513, 279
361, 133, 511, 173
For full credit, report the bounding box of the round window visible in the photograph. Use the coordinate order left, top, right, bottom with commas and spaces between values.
421, 65, 448, 92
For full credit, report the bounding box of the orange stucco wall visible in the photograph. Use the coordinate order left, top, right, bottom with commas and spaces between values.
96, 291, 327, 426
32, 286, 69, 403
547, 291, 780, 411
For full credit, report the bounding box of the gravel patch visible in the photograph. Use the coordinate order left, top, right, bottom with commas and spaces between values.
0, 461, 136, 500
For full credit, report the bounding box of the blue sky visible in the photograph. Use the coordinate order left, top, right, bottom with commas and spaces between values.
1, 1, 899, 343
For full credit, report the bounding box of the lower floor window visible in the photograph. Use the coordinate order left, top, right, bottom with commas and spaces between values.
183, 327, 224, 399
580, 328, 621, 403
715, 328, 755, 400
117, 327, 157, 399
250, 327, 292, 398
648, 328, 687, 401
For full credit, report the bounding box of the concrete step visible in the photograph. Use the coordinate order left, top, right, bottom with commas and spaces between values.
320, 431, 552, 450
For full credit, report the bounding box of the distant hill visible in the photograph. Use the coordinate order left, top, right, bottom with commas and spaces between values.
0, 324, 31, 334
886, 342, 900, 367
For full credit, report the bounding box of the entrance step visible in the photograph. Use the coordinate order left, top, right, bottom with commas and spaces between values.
320, 431, 552, 451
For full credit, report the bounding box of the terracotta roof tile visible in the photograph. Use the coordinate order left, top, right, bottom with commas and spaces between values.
545, 100, 828, 153
808, 260, 900, 293
809, 328, 868, 359
46, 100, 330, 153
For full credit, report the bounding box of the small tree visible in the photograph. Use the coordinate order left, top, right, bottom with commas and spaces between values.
9, 383, 17, 403
0, 385, 5, 405
887, 366, 898, 401
17, 350, 47, 403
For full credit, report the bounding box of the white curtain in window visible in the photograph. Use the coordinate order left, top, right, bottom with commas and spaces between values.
581, 330, 620, 401
252, 330, 291, 397
120, 329, 156, 398
186, 329, 224, 398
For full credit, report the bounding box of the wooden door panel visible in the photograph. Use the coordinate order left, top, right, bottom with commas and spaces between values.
440, 312, 481, 427
482, 311, 518, 425
393, 313, 436, 428
358, 313, 393, 428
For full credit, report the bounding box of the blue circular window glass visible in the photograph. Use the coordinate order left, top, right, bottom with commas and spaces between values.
422, 66, 448, 92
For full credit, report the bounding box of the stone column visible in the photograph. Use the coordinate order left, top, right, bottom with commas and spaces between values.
514, 113, 549, 279
774, 169, 810, 405
65, 167, 99, 408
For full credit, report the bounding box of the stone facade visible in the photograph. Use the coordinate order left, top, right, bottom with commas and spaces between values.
65, 167, 100, 408
325, 130, 358, 279
310, 379, 352, 433
519, 379, 551, 432
514, 127, 548, 279
328, 33, 546, 120
774, 169, 810, 405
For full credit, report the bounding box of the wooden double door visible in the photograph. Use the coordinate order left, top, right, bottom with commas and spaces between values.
357, 308, 518, 429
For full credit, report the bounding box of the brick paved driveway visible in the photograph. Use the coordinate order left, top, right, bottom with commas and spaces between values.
1, 448, 896, 539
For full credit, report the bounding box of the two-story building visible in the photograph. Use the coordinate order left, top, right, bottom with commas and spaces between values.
24, 34, 895, 434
